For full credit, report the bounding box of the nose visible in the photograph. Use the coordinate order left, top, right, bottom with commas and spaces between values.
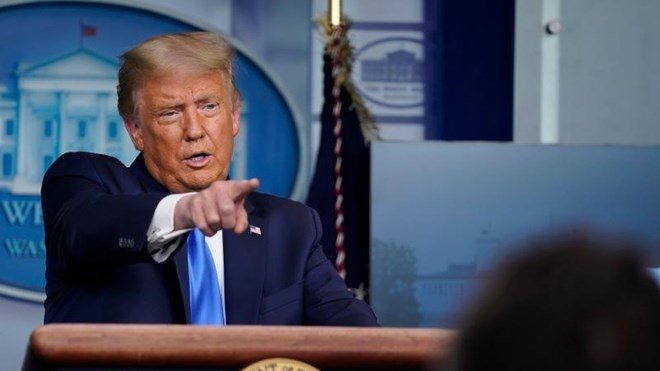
183, 109, 205, 141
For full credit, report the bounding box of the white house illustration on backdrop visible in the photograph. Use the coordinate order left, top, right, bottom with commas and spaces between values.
0, 48, 247, 195
361, 49, 423, 83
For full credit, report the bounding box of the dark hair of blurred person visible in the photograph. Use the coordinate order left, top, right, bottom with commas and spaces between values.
449, 232, 660, 371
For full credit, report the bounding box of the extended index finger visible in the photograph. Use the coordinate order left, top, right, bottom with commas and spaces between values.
228, 178, 260, 200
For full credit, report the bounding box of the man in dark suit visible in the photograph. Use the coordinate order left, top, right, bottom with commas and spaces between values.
41, 32, 378, 326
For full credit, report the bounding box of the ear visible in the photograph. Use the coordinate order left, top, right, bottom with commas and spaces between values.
124, 118, 144, 151
231, 102, 241, 137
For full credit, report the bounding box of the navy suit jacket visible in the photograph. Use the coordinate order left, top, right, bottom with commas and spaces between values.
41, 152, 378, 326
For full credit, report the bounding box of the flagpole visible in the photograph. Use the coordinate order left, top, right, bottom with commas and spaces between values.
328, 0, 347, 279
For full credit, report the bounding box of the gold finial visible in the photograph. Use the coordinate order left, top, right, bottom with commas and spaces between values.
329, 0, 342, 26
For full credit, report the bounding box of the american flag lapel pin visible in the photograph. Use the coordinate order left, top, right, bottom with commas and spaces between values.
249, 224, 262, 236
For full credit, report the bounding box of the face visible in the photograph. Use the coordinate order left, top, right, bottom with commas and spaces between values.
124, 71, 240, 193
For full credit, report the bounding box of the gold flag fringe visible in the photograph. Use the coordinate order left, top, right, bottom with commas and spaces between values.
317, 16, 381, 143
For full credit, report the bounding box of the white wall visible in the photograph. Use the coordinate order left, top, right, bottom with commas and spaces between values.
515, 0, 660, 145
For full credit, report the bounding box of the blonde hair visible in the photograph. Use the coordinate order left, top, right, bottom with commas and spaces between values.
117, 32, 239, 120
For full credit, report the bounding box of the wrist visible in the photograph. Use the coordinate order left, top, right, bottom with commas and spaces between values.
173, 193, 194, 230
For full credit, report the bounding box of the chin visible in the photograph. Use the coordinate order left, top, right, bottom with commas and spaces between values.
185, 181, 213, 191
186, 174, 223, 190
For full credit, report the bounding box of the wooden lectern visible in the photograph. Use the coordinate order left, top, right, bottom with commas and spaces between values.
23, 324, 455, 370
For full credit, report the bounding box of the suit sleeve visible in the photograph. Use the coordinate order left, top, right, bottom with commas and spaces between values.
302, 207, 380, 326
41, 153, 167, 271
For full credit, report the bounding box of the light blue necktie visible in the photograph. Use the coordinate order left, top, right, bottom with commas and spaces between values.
187, 228, 224, 325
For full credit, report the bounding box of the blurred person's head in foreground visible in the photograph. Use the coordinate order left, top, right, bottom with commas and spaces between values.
451, 231, 660, 371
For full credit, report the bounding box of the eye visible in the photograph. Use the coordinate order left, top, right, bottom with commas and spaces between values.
202, 103, 219, 111
160, 110, 178, 117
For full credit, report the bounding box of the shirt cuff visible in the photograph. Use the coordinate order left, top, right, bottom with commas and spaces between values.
147, 193, 195, 263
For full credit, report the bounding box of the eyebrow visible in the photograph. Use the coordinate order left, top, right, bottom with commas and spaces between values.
152, 101, 184, 112
153, 93, 221, 108
193, 93, 222, 104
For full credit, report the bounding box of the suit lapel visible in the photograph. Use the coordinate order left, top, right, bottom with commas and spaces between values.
174, 244, 191, 323
224, 197, 268, 324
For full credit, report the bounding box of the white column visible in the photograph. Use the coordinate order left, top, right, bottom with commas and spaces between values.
57, 91, 65, 158
97, 93, 107, 154
15, 93, 29, 185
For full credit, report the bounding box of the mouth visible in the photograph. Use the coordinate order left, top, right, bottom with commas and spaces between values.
184, 153, 211, 168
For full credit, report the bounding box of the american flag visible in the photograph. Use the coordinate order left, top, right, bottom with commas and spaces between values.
81, 23, 96, 37
249, 225, 262, 236
306, 18, 378, 298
